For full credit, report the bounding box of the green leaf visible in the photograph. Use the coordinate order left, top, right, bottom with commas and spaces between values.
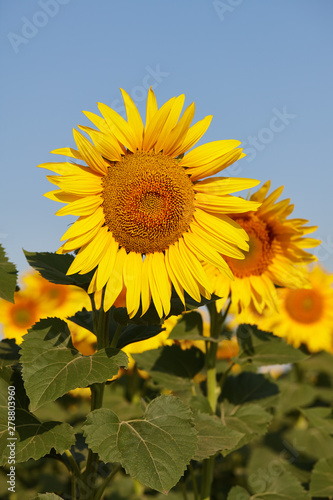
117, 324, 164, 349
69, 308, 164, 348
83, 395, 197, 494
221, 372, 279, 405
24, 250, 95, 290
32, 493, 65, 499
301, 407, 333, 435
132, 345, 205, 390
283, 428, 333, 460
236, 324, 307, 366
192, 412, 244, 460
310, 457, 333, 497
228, 486, 251, 500
0, 244, 18, 303
21, 318, 128, 410
221, 401, 272, 451
168, 311, 204, 341
0, 407, 75, 465
275, 381, 316, 415
249, 469, 309, 500
0, 338, 20, 369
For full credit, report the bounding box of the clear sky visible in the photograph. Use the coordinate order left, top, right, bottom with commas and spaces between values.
1, 0, 333, 274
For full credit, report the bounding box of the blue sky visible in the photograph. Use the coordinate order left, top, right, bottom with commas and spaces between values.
1, 0, 333, 274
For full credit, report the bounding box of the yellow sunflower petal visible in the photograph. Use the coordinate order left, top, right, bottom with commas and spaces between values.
150, 252, 171, 316
44, 190, 81, 203
186, 149, 244, 181
104, 248, 127, 311
120, 88, 144, 150
145, 87, 158, 130
124, 252, 143, 318
56, 195, 103, 216
194, 209, 249, 250
179, 140, 241, 168
50, 147, 83, 160
163, 102, 195, 156
98, 102, 138, 152
168, 242, 201, 303
195, 193, 261, 214
142, 97, 175, 151
172, 115, 213, 157
141, 256, 152, 316
95, 234, 119, 291
78, 125, 122, 161
73, 129, 109, 175
60, 207, 104, 241
154, 95, 185, 153
194, 177, 260, 196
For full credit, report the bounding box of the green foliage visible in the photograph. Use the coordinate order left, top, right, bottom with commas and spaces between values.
221, 372, 279, 405
0, 244, 18, 303
132, 344, 205, 390
83, 395, 197, 494
20, 318, 128, 410
32, 495, 64, 500
221, 401, 273, 451
309, 457, 333, 497
24, 250, 95, 290
236, 324, 308, 366
69, 308, 164, 348
192, 412, 244, 460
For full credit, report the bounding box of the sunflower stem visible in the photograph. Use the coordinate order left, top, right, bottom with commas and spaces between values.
201, 302, 227, 499
83, 287, 112, 499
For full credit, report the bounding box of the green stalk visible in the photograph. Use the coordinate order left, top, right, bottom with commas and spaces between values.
200, 301, 229, 500
83, 287, 111, 499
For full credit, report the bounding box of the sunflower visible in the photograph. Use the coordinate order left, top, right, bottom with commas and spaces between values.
260, 265, 333, 353
205, 181, 320, 314
0, 270, 90, 344
21, 270, 91, 318
39, 89, 261, 318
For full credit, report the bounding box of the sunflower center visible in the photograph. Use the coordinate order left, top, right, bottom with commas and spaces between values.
102, 151, 195, 253
10, 300, 38, 329
285, 288, 323, 323
224, 215, 274, 277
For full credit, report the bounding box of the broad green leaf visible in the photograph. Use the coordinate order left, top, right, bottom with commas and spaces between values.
236, 324, 307, 366
299, 350, 333, 376
83, 395, 197, 494
168, 311, 205, 341
24, 250, 95, 290
301, 407, 333, 435
0, 338, 20, 369
133, 345, 205, 390
32, 493, 65, 499
0, 245, 18, 303
275, 381, 316, 415
284, 427, 333, 460
69, 308, 164, 348
249, 469, 309, 500
247, 446, 310, 485
21, 318, 128, 410
117, 323, 164, 349
228, 486, 251, 500
309, 457, 333, 497
0, 406, 75, 465
192, 412, 244, 460
221, 401, 272, 451
221, 372, 279, 405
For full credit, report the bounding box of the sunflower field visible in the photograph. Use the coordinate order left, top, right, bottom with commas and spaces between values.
0, 90, 332, 500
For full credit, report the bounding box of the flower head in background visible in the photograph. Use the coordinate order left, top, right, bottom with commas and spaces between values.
39, 88, 261, 318
260, 265, 333, 353
205, 181, 320, 314
0, 270, 90, 344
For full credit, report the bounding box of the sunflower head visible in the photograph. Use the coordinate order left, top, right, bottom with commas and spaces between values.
261, 265, 333, 353
206, 180, 320, 314
39, 88, 261, 318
